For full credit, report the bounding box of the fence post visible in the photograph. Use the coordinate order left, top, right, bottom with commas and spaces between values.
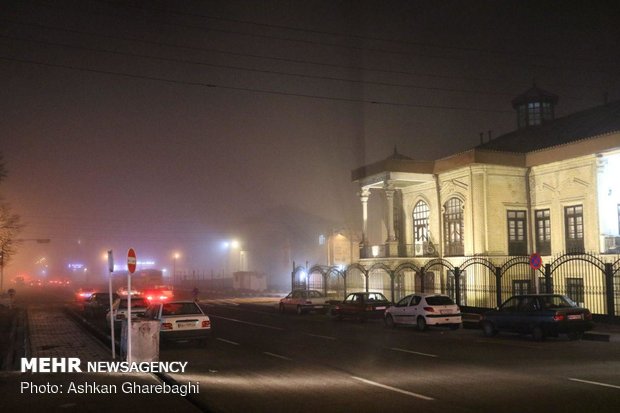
604, 263, 615, 320
544, 264, 552, 293
454, 267, 461, 306
495, 267, 502, 308
323, 270, 328, 298
420, 267, 425, 293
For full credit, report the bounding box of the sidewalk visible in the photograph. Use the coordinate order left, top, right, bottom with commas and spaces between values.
0, 305, 203, 412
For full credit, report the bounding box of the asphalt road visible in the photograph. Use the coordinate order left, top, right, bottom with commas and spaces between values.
8, 287, 620, 413
155, 301, 620, 413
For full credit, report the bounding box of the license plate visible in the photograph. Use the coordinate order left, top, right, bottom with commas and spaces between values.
314, 305, 324, 309
375, 306, 386, 310
177, 322, 195, 328
568, 314, 583, 320
440, 310, 452, 315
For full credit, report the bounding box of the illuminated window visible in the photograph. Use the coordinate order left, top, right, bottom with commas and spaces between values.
535, 209, 551, 255
564, 205, 584, 253
413, 201, 430, 256
507, 210, 527, 255
528, 102, 542, 125
444, 198, 464, 256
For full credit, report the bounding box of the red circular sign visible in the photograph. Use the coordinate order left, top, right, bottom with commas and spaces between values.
529, 253, 542, 270
127, 248, 137, 274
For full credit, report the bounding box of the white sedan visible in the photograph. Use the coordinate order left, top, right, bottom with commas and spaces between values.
143, 300, 211, 344
384, 293, 461, 330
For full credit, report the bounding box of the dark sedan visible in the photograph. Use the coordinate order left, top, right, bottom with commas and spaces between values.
480, 294, 593, 341
330, 292, 391, 322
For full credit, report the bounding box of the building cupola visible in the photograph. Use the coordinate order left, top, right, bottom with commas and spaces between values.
511, 83, 558, 129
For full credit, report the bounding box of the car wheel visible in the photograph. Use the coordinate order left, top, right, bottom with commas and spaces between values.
330, 310, 342, 321
481, 321, 497, 337
279, 303, 285, 314
567, 331, 583, 341
416, 316, 427, 331
296, 305, 303, 315
532, 326, 545, 341
385, 314, 395, 328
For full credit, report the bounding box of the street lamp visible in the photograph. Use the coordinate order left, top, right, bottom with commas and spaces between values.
173, 252, 180, 284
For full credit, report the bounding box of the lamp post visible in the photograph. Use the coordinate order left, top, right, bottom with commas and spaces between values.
173, 253, 180, 284
1, 238, 50, 292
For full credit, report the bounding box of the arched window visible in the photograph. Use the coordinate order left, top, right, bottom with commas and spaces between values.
444, 197, 464, 256
413, 200, 430, 243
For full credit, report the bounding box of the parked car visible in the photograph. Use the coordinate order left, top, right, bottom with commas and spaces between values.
106, 296, 149, 329
480, 294, 593, 341
142, 300, 211, 343
75, 288, 95, 302
330, 292, 391, 322
83, 292, 118, 318
279, 289, 330, 314
385, 293, 461, 330
142, 285, 174, 303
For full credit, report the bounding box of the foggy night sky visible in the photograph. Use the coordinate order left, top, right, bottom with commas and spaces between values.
1, 0, 619, 286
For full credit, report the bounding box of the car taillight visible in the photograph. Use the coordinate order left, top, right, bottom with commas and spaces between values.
306, 301, 312, 304
553, 312, 565, 321
161, 322, 173, 330
423, 307, 435, 312
146, 295, 153, 301
202, 320, 211, 328
366, 306, 373, 311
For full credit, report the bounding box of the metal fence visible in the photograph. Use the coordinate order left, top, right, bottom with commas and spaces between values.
293, 253, 620, 320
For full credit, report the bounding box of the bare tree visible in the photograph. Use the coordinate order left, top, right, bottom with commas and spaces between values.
1, 152, 24, 290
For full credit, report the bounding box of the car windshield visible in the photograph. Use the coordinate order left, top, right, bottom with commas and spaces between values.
119, 298, 148, 309
162, 302, 203, 316
305, 291, 323, 299
540, 295, 577, 309
425, 296, 455, 306
365, 293, 388, 302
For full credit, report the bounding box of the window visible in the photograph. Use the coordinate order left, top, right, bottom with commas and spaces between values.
396, 295, 412, 307
566, 278, 584, 307
413, 200, 430, 256
535, 209, 551, 255
564, 205, 584, 253
528, 102, 542, 125
507, 210, 527, 255
444, 197, 464, 256
512, 280, 531, 296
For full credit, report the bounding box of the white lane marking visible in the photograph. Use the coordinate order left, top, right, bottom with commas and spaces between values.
304, 333, 336, 340
390, 348, 438, 358
351, 376, 435, 401
263, 352, 292, 361
568, 378, 620, 390
210, 315, 284, 330
216, 338, 240, 346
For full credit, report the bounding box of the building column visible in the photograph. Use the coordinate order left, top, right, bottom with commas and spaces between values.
384, 182, 396, 242
384, 182, 399, 257
359, 188, 371, 252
